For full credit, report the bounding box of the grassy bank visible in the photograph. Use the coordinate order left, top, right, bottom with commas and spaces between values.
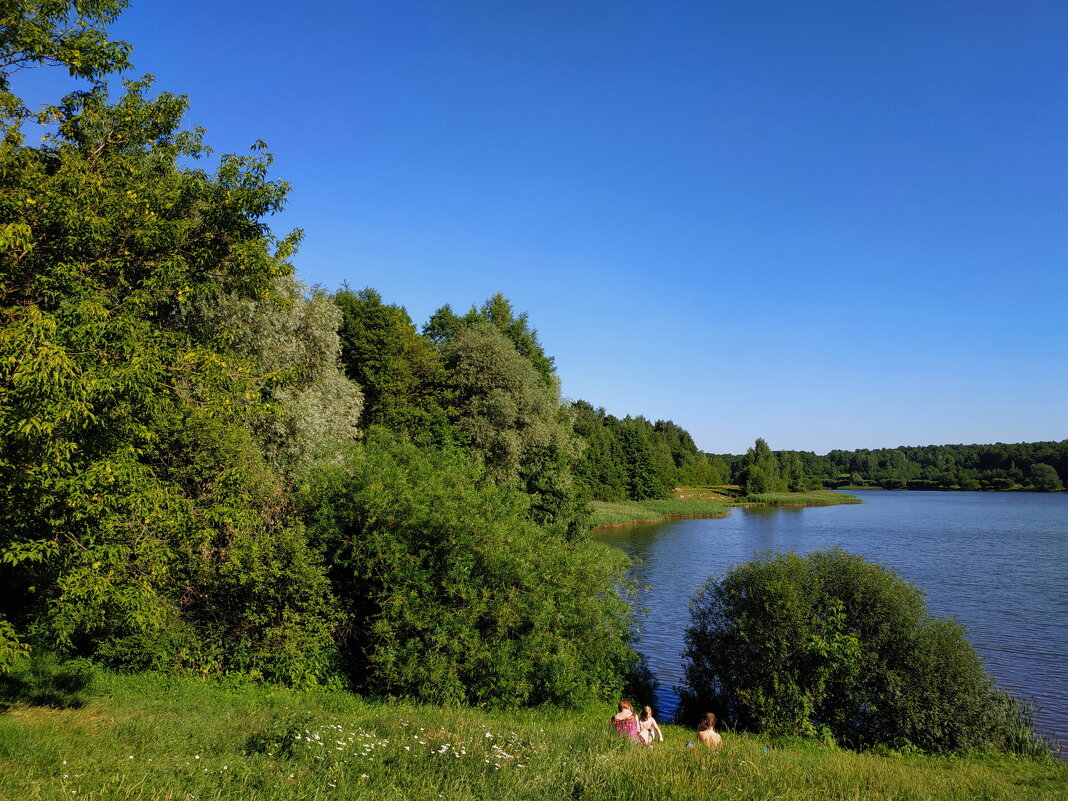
0, 672, 1063, 801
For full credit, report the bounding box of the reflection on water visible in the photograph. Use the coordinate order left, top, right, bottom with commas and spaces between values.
595, 491, 1068, 752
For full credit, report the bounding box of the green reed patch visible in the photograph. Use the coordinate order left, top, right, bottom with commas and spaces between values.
589, 499, 730, 528
746, 490, 862, 506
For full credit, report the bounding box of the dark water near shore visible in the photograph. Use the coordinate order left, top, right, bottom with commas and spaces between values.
595, 491, 1068, 752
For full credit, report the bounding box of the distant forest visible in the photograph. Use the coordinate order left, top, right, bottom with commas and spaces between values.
571, 409, 1067, 498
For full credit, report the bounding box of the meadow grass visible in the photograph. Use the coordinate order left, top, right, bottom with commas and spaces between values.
1, 671, 1064, 801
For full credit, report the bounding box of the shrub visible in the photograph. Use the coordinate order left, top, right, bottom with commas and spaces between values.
679, 548, 1048, 756
300, 429, 639, 707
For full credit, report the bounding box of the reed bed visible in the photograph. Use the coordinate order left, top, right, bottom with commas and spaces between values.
589, 499, 730, 528
745, 490, 862, 506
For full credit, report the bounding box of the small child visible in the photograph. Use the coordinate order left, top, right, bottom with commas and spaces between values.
637, 705, 664, 745
696, 712, 723, 749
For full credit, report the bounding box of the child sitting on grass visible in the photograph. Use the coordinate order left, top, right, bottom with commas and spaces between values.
637, 705, 664, 746
611, 700, 641, 742
696, 712, 722, 748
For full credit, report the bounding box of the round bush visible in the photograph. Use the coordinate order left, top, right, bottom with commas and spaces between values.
680, 548, 1046, 755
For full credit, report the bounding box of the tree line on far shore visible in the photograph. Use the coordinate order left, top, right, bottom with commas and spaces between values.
573, 424, 1066, 501
708, 439, 1066, 495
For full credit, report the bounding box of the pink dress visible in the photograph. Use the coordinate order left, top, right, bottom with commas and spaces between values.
612, 711, 640, 742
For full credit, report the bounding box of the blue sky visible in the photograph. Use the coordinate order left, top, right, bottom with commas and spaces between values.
22, 1, 1067, 453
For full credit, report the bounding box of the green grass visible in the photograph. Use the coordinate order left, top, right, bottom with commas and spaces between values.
744, 490, 862, 506
589, 498, 730, 528
1, 672, 1064, 800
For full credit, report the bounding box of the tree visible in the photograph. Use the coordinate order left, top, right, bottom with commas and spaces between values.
618, 424, 668, 500
440, 321, 584, 533
738, 438, 780, 494
778, 451, 808, 492
569, 401, 627, 501
190, 274, 362, 479
0, 24, 342, 682
425, 293, 555, 386
441, 321, 556, 483
333, 286, 446, 438
680, 548, 1046, 755
1030, 463, 1063, 492
0, 0, 132, 114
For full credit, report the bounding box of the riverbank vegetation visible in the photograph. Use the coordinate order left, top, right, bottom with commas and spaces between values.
589, 489, 860, 528
589, 498, 730, 529
0, 3, 634, 698
1, 669, 1064, 801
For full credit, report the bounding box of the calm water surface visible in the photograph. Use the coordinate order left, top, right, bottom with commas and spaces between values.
595, 491, 1067, 751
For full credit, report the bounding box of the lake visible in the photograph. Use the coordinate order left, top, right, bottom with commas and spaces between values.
594, 490, 1068, 752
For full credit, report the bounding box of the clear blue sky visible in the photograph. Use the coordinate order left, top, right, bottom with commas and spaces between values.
24, 1, 1068, 454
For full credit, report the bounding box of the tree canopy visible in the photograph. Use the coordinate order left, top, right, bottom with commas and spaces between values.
0, 10, 350, 682
333, 285, 445, 437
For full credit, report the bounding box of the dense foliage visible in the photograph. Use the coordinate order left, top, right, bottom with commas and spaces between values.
299, 430, 639, 707
0, 61, 351, 681
680, 549, 1047, 756
333, 286, 447, 438
1, 6, 1059, 754
817, 441, 1068, 491
0, 2, 644, 704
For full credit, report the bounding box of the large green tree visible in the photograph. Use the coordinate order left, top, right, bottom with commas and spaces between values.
189, 274, 362, 479
425, 292, 555, 387
738, 437, 781, 494
440, 320, 584, 532
333, 286, 447, 438
0, 11, 344, 681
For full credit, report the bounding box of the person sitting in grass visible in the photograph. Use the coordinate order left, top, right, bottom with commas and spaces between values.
637, 705, 664, 746
611, 700, 641, 742
696, 712, 722, 749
